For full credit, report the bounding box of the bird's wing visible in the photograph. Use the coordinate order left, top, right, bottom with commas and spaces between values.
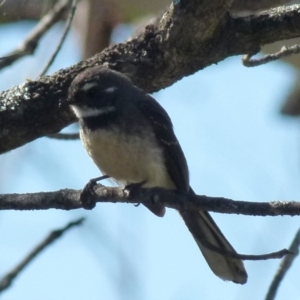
136, 93, 189, 192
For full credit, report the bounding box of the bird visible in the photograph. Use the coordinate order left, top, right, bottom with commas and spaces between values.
66, 65, 248, 284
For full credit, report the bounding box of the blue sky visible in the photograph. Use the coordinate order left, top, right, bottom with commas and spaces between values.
1, 21, 300, 300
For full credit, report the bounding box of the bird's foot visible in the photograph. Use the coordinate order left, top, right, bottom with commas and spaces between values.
80, 175, 110, 209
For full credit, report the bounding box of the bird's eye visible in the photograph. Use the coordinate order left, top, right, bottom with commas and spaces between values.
86, 87, 97, 98
81, 82, 98, 98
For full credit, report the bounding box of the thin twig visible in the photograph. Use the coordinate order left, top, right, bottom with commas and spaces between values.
0, 0, 71, 70
198, 235, 291, 261
38, 0, 77, 77
242, 45, 300, 67
46, 132, 80, 140
265, 229, 300, 300
0, 217, 85, 293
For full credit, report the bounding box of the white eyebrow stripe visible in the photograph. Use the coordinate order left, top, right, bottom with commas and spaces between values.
71, 105, 116, 118
81, 82, 98, 91
104, 86, 118, 93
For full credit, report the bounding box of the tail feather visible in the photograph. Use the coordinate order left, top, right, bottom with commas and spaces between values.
179, 209, 247, 284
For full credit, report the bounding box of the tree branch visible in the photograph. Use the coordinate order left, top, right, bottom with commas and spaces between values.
265, 229, 300, 300
243, 44, 300, 67
0, 0, 72, 70
38, 0, 77, 77
231, 0, 294, 12
46, 132, 80, 140
0, 218, 85, 293
1, 185, 300, 217
1, 2, 300, 154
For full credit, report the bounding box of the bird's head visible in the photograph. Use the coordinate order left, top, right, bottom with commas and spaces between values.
66, 66, 133, 119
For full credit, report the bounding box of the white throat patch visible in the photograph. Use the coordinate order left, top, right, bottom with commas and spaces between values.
71, 105, 116, 119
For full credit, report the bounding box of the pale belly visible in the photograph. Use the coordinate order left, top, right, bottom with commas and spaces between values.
80, 127, 176, 189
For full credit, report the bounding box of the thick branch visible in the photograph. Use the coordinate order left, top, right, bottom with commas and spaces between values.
231, 0, 294, 12
1, 2, 300, 153
1, 186, 299, 217
0, 0, 293, 23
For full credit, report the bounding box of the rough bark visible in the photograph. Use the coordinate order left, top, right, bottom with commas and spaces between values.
1, 2, 300, 154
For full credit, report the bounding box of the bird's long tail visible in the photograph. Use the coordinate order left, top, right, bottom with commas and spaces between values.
179, 190, 247, 284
